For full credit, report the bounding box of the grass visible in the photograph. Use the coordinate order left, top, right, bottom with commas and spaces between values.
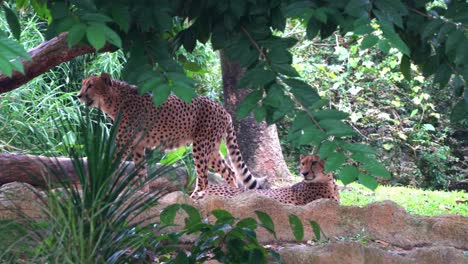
339, 181, 468, 217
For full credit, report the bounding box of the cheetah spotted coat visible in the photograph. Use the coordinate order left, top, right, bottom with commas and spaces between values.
77, 73, 264, 193
196, 155, 339, 205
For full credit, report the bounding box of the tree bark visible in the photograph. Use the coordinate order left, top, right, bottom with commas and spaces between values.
0, 33, 116, 95
220, 52, 292, 187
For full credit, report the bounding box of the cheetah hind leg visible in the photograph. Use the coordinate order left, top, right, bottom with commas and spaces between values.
208, 151, 238, 188
190, 140, 210, 198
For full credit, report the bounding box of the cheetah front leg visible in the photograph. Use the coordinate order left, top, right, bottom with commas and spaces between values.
115, 133, 149, 192
131, 144, 150, 192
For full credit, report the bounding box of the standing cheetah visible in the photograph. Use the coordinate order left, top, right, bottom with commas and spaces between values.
196, 154, 339, 204
77, 73, 265, 194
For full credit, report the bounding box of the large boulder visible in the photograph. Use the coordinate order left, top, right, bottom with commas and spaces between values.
1, 183, 467, 263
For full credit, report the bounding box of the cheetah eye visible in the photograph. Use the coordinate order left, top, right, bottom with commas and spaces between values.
311, 161, 318, 165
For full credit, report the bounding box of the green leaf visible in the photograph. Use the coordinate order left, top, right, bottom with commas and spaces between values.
351, 152, 369, 163
342, 142, 376, 154
306, 17, 320, 39
319, 119, 356, 137
297, 125, 327, 146
173, 250, 189, 264
445, 30, 464, 54
319, 141, 337, 159
67, 23, 87, 47
362, 160, 391, 178
140, 76, 165, 94
339, 165, 359, 185
236, 218, 257, 229
173, 82, 196, 103
0, 35, 30, 59
255, 211, 276, 238
111, 6, 130, 32
345, 0, 371, 18
400, 55, 411, 80
271, 6, 286, 31
0, 56, 13, 77
421, 19, 444, 39
324, 152, 346, 173
263, 84, 283, 108
271, 63, 299, 77
101, 25, 122, 48
152, 84, 171, 106
211, 24, 228, 50
313, 109, 349, 121
377, 39, 391, 54
450, 100, 468, 123
238, 67, 276, 88
160, 204, 180, 226
81, 13, 112, 23
160, 147, 187, 165
181, 204, 202, 225
268, 48, 293, 64
358, 173, 379, 191
2, 5, 21, 40
237, 90, 263, 119
86, 24, 106, 50
313, 8, 328, 23
181, 28, 197, 53
433, 64, 452, 87
288, 214, 304, 241
253, 106, 267, 122
212, 209, 235, 224
309, 220, 321, 241
379, 21, 410, 55
285, 79, 320, 106
360, 35, 379, 49
6, 56, 24, 74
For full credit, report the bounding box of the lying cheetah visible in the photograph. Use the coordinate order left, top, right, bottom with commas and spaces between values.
196, 154, 339, 204
77, 73, 265, 194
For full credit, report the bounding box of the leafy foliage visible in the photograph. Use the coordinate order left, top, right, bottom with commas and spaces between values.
160, 205, 282, 263
1, 0, 467, 189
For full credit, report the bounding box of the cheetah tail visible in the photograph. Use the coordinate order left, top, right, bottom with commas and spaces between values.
226, 124, 267, 189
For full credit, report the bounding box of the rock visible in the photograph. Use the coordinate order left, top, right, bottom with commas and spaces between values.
0, 182, 43, 219
277, 242, 467, 264
1, 185, 467, 263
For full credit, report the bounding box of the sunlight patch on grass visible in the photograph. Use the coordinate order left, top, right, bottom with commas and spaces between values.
339, 181, 468, 216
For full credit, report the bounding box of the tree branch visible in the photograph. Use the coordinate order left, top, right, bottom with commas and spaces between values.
0, 33, 117, 94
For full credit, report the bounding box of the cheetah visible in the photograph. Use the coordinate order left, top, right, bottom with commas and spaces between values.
195, 154, 339, 204
77, 73, 265, 194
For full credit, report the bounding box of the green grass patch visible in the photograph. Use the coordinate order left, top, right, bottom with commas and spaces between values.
339, 181, 468, 217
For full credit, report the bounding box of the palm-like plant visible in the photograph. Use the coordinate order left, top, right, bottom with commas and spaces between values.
1, 108, 175, 263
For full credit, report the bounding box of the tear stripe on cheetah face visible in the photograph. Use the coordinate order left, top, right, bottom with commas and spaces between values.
77, 73, 265, 194
195, 155, 339, 205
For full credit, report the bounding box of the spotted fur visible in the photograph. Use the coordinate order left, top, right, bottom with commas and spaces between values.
77, 73, 265, 194
196, 155, 339, 204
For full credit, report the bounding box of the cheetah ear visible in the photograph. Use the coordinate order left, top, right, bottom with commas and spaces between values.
319, 159, 325, 168
100, 73, 112, 86
300, 154, 305, 160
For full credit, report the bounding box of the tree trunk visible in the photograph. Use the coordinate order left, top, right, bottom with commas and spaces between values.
0, 33, 116, 95
220, 52, 292, 187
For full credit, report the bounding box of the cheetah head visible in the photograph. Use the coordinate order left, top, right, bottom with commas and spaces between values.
77, 73, 113, 108
299, 154, 329, 183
